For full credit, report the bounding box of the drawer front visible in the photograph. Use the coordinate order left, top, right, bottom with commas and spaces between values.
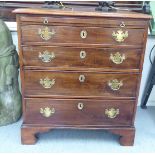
22, 46, 141, 70
21, 25, 145, 46
24, 98, 134, 126
20, 16, 147, 28
24, 71, 138, 98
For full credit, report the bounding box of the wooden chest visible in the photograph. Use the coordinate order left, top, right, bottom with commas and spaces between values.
14, 8, 151, 145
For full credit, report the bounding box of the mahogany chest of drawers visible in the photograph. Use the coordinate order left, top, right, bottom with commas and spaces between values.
14, 8, 151, 145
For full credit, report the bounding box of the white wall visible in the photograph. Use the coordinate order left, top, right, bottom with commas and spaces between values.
7, 22, 155, 106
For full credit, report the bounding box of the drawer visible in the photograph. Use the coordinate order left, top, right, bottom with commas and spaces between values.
22, 46, 142, 70
24, 71, 139, 99
24, 98, 134, 126
21, 25, 145, 46
20, 15, 147, 28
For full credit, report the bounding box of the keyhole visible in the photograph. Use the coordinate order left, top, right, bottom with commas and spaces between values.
78, 102, 84, 110
44, 18, 48, 24
80, 50, 86, 59
80, 30, 87, 39
79, 75, 85, 82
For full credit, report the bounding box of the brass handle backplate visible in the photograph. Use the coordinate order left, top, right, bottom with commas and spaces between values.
79, 75, 85, 83
40, 77, 55, 89
112, 29, 128, 43
39, 51, 55, 63
110, 52, 126, 64
38, 27, 55, 41
80, 50, 86, 59
40, 107, 55, 117
108, 79, 123, 91
105, 108, 119, 118
77, 102, 84, 110
80, 30, 87, 39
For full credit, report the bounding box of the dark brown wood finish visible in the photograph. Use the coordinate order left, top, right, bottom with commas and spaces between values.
24, 71, 139, 98
21, 125, 135, 145
19, 15, 148, 28
22, 46, 142, 70
21, 25, 145, 46
14, 7, 151, 146
24, 98, 134, 126
13, 8, 151, 19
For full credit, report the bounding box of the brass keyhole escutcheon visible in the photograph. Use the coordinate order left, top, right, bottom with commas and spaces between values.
80, 50, 86, 59
43, 18, 48, 24
80, 30, 87, 39
79, 75, 85, 83
108, 79, 123, 91
105, 108, 119, 118
77, 102, 84, 110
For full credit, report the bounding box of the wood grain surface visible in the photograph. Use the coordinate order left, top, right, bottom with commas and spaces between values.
24, 70, 139, 99
24, 98, 135, 126
22, 46, 142, 71
14, 8, 150, 145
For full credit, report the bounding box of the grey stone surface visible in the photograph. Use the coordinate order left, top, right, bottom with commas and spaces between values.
0, 19, 22, 126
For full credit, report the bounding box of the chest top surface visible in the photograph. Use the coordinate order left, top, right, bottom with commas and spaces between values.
13, 8, 151, 19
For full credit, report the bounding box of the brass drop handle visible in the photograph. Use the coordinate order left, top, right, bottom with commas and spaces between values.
40, 107, 55, 118
38, 27, 55, 41
105, 108, 119, 118
79, 75, 85, 83
80, 30, 87, 39
108, 79, 123, 91
77, 102, 84, 110
80, 50, 86, 59
39, 51, 55, 63
112, 29, 128, 43
110, 52, 126, 64
40, 77, 55, 89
